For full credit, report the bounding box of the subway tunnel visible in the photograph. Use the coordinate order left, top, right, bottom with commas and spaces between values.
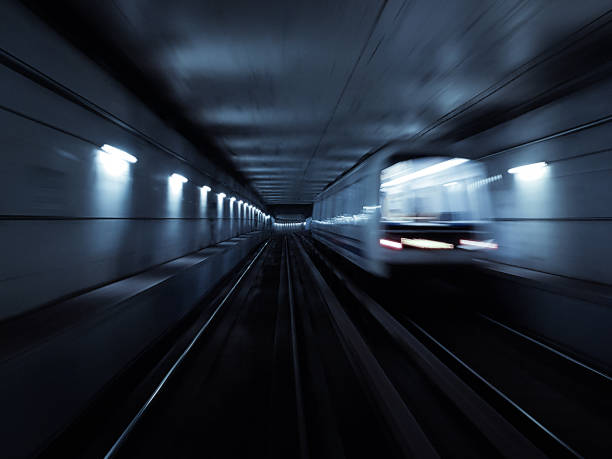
2, 0, 612, 457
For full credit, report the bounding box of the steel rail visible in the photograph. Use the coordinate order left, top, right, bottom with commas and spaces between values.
479, 313, 612, 383
293, 237, 440, 459
303, 237, 577, 458
284, 237, 309, 459
104, 240, 270, 458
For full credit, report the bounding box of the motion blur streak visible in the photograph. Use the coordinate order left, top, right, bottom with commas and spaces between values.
381, 158, 469, 188
169, 173, 188, 184
507, 162, 548, 181
459, 240, 499, 250
100, 144, 138, 163
401, 238, 455, 250
97, 150, 129, 177
3, 0, 612, 457
379, 239, 403, 250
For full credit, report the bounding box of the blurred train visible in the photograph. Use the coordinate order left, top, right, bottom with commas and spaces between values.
312, 142, 497, 276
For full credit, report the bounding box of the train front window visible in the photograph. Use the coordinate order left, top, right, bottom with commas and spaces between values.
379, 157, 479, 222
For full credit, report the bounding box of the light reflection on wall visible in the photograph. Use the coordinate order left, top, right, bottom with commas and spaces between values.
167, 173, 187, 216
237, 200, 242, 232
229, 197, 235, 235
94, 148, 132, 216
217, 192, 225, 219
508, 162, 551, 213
200, 186, 210, 216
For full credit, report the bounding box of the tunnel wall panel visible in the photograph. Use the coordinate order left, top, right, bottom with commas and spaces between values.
0, 219, 241, 318
0, 2, 265, 317
453, 77, 612, 285
0, 232, 265, 459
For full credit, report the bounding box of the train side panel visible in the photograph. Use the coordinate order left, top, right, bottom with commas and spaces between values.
312, 156, 385, 276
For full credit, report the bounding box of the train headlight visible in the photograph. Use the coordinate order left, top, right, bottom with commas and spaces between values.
400, 238, 454, 249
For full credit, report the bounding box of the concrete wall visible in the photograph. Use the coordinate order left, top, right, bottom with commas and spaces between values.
0, 232, 266, 458
0, 1, 267, 317
453, 76, 612, 285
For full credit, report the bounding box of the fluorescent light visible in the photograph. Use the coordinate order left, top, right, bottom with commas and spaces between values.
381, 158, 469, 189
101, 144, 137, 163
97, 150, 128, 176
459, 239, 498, 249
217, 192, 226, 199
401, 238, 454, 249
230, 196, 236, 202
379, 238, 403, 250
169, 173, 188, 183
444, 181, 459, 187
508, 162, 547, 180
508, 162, 547, 174
238, 200, 243, 205
201, 185, 211, 192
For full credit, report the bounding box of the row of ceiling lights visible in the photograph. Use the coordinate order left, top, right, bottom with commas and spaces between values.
100, 144, 271, 219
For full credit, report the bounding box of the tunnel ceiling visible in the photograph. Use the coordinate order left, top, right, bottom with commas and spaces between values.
28, 1, 612, 204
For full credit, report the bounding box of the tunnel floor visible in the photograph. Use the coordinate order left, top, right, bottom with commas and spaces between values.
42, 235, 612, 458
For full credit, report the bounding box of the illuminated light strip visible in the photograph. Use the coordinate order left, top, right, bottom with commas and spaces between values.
401, 238, 454, 249
169, 173, 188, 183
379, 239, 403, 250
101, 144, 137, 163
201, 185, 211, 192
468, 174, 503, 190
394, 216, 438, 220
381, 158, 469, 189
459, 239, 498, 249
217, 192, 226, 199
508, 162, 547, 175
508, 161, 548, 181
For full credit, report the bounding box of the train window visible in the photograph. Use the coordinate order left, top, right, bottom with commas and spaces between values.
330, 192, 338, 219
379, 157, 483, 222
338, 188, 346, 216
349, 179, 365, 215
346, 183, 356, 215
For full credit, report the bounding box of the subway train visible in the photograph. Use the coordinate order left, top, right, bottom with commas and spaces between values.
311, 142, 497, 276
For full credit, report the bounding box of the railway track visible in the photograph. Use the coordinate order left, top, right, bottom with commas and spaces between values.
295, 235, 549, 458
90, 234, 601, 457
308, 235, 612, 458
